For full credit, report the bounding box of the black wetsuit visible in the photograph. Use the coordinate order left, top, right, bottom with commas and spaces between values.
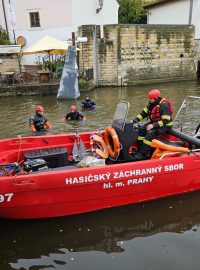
81, 99, 95, 109
66, 111, 84, 120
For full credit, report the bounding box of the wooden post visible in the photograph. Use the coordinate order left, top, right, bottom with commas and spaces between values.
72, 32, 76, 47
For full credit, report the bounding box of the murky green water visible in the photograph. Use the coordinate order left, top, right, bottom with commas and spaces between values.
1, 80, 200, 270
1, 79, 200, 139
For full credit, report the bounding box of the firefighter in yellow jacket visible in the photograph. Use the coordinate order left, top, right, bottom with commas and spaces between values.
132, 89, 173, 161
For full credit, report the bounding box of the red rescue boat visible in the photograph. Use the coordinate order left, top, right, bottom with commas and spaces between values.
1, 97, 200, 219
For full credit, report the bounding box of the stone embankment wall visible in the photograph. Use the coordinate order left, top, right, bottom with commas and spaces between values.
78, 24, 196, 86
0, 84, 59, 97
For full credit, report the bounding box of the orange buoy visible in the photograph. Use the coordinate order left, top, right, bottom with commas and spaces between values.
104, 127, 120, 159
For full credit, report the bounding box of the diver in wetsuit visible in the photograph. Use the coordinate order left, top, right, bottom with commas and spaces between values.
81, 95, 95, 109
29, 106, 51, 135
64, 105, 86, 121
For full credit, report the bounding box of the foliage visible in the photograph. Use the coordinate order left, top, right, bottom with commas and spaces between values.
34, 56, 56, 72
0, 29, 12, 45
43, 60, 56, 72
35, 55, 43, 69
118, 0, 148, 24
79, 78, 87, 87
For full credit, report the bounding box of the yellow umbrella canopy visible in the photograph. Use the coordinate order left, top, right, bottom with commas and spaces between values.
22, 36, 68, 55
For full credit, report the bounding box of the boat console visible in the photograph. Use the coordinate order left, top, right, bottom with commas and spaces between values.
112, 119, 138, 162
24, 146, 68, 169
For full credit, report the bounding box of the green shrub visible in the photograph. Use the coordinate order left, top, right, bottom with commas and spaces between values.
0, 29, 12, 45
79, 78, 87, 87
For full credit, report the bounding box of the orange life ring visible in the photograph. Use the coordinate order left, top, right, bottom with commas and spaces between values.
104, 127, 120, 159
90, 134, 109, 159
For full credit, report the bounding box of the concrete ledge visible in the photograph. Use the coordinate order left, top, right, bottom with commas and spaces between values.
120, 77, 197, 87
0, 83, 60, 97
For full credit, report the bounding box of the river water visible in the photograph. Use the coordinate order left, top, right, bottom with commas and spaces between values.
1, 80, 200, 270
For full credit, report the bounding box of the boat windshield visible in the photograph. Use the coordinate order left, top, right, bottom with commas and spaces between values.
173, 96, 200, 136
112, 100, 130, 131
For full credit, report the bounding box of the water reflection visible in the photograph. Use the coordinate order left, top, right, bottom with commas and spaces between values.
1, 191, 200, 270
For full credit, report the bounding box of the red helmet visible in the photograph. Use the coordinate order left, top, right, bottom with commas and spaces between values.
70, 105, 77, 112
35, 106, 44, 112
148, 89, 161, 99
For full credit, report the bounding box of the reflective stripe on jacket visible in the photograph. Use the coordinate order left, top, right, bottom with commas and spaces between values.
136, 98, 173, 128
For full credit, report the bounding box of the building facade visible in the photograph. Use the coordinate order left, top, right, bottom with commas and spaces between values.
0, 0, 119, 65
144, 0, 200, 39
78, 24, 196, 86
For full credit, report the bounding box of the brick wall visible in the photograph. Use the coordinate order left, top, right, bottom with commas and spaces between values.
78, 24, 196, 86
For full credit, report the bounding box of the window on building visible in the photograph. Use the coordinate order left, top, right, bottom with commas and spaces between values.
29, 12, 40, 27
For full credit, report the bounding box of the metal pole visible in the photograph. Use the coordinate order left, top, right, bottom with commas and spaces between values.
72, 32, 75, 47
2, 0, 9, 34
189, 0, 193, 24
93, 25, 99, 87
8, 0, 16, 43
12, 29, 16, 44
82, 43, 84, 76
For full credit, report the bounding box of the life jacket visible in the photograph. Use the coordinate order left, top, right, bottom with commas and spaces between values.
150, 98, 173, 122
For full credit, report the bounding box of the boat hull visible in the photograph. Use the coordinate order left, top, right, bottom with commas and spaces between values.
0, 141, 199, 219
2, 96, 200, 219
